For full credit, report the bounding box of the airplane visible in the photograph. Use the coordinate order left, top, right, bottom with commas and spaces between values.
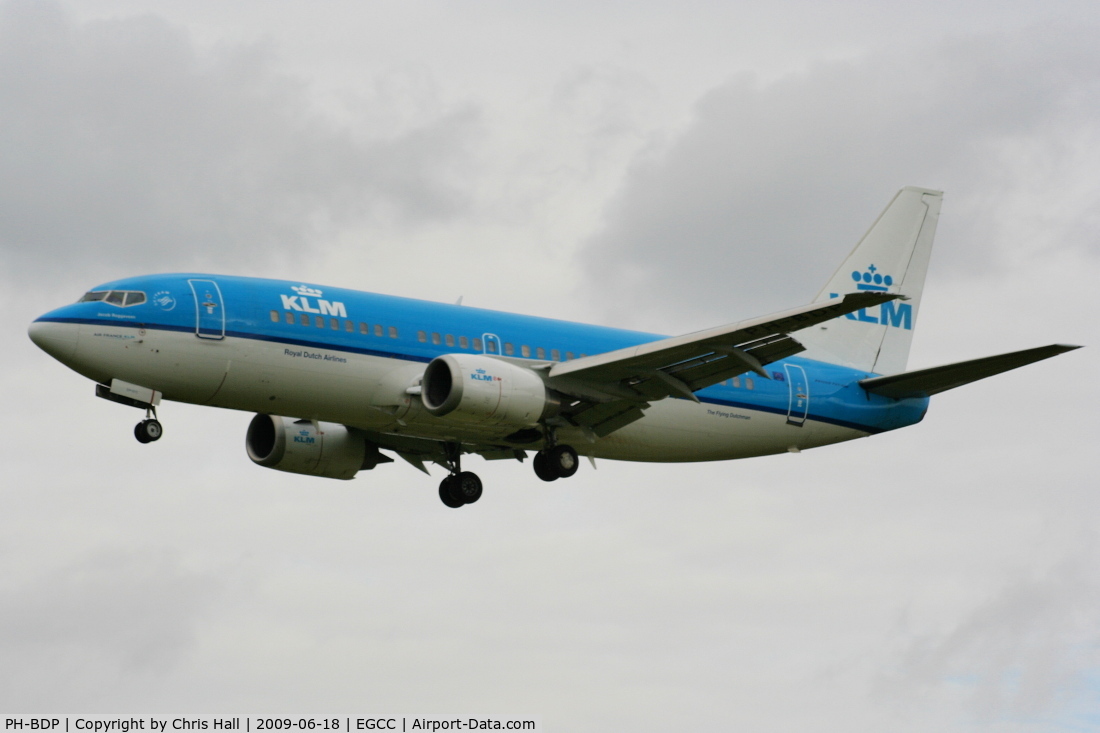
27, 187, 1080, 508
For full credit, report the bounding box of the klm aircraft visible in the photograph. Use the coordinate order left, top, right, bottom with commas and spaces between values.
28, 188, 1079, 508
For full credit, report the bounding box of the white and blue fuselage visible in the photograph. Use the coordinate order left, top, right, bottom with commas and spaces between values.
29, 272, 928, 463
28, 189, 1075, 505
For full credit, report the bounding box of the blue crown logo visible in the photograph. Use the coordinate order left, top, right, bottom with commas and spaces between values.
851, 264, 894, 292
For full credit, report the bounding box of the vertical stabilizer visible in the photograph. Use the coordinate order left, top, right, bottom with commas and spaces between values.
797, 187, 942, 375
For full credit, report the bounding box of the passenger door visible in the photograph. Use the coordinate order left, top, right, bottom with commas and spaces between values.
784, 363, 809, 426
188, 279, 226, 340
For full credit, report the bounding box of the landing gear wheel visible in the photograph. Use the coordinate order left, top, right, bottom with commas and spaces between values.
549, 444, 579, 478
134, 419, 163, 444
454, 471, 483, 504
533, 451, 559, 482
439, 476, 464, 508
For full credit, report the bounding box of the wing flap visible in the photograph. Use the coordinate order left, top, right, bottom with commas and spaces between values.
562, 400, 650, 437
859, 344, 1082, 399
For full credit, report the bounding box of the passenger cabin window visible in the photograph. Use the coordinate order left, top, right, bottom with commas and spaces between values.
360, 323, 369, 334
374, 324, 383, 337
315, 315, 324, 328
445, 334, 455, 347
345, 320, 354, 332
330, 318, 339, 330
286, 312, 295, 325
732, 376, 741, 388
431, 332, 441, 345
486, 340, 497, 353
536, 347, 546, 359
299, 313, 310, 326
566, 352, 575, 360
551, 349, 560, 361
459, 336, 469, 349
389, 327, 398, 338
418, 330, 427, 343
474, 338, 484, 351
746, 377, 754, 390
504, 343, 514, 356
270, 310, 280, 322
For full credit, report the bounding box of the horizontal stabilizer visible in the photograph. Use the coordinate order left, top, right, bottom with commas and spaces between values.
859, 344, 1082, 399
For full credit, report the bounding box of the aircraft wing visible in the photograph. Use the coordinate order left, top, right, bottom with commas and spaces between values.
546, 292, 899, 436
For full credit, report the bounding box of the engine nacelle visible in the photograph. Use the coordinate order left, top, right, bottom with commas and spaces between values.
246, 414, 376, 480
421, 353, 559, 427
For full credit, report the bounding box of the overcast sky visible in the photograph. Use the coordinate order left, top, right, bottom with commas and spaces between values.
2, 1, 1098, 729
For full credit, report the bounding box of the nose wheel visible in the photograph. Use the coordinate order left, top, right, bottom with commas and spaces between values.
134, 406, 163, 444
134, 418, 163, 443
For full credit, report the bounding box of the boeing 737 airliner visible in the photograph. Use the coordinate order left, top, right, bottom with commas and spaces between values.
28, 188, 1079, 507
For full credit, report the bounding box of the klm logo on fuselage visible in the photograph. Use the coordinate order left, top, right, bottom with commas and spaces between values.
829, 265, 912, 330
280, 284, 347, 318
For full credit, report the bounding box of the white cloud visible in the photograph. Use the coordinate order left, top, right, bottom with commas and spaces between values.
0, 0, 479, 284
579, 28, 1100, 333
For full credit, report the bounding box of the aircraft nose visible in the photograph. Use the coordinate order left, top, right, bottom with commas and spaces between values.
28, 319, 79, 362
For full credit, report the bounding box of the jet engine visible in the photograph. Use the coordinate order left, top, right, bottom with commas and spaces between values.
421, 353, 560, 427
246, 414, 385, 480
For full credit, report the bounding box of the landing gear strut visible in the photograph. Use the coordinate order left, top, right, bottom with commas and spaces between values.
134, 406, 163, 444
438, 443, 483, 508
533, 433, 580, 482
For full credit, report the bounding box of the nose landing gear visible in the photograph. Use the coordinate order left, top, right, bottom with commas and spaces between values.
134, 406, 163, 444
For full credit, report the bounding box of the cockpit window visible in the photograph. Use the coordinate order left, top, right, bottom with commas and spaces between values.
80, 290, 148, 307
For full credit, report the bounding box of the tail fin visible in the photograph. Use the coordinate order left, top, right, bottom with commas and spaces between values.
797, 187, 942, 375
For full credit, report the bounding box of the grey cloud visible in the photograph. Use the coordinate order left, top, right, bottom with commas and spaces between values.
0, 0, 479, 280
0, 546, 221, 702
883, 548, 1100, 718
579, 29, 1100, 331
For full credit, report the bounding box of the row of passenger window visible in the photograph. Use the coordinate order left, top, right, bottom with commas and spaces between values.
415, 331, 587, 361
269, 308, 593, 362
270, 310, 399, 339
268, 309, 762, 384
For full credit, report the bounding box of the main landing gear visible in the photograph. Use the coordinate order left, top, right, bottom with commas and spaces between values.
438, 443, 483, 509
436, 438, 581, 508
134, 406, 163, 444
439, 472, 483, 508
532, 443, 579, 482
